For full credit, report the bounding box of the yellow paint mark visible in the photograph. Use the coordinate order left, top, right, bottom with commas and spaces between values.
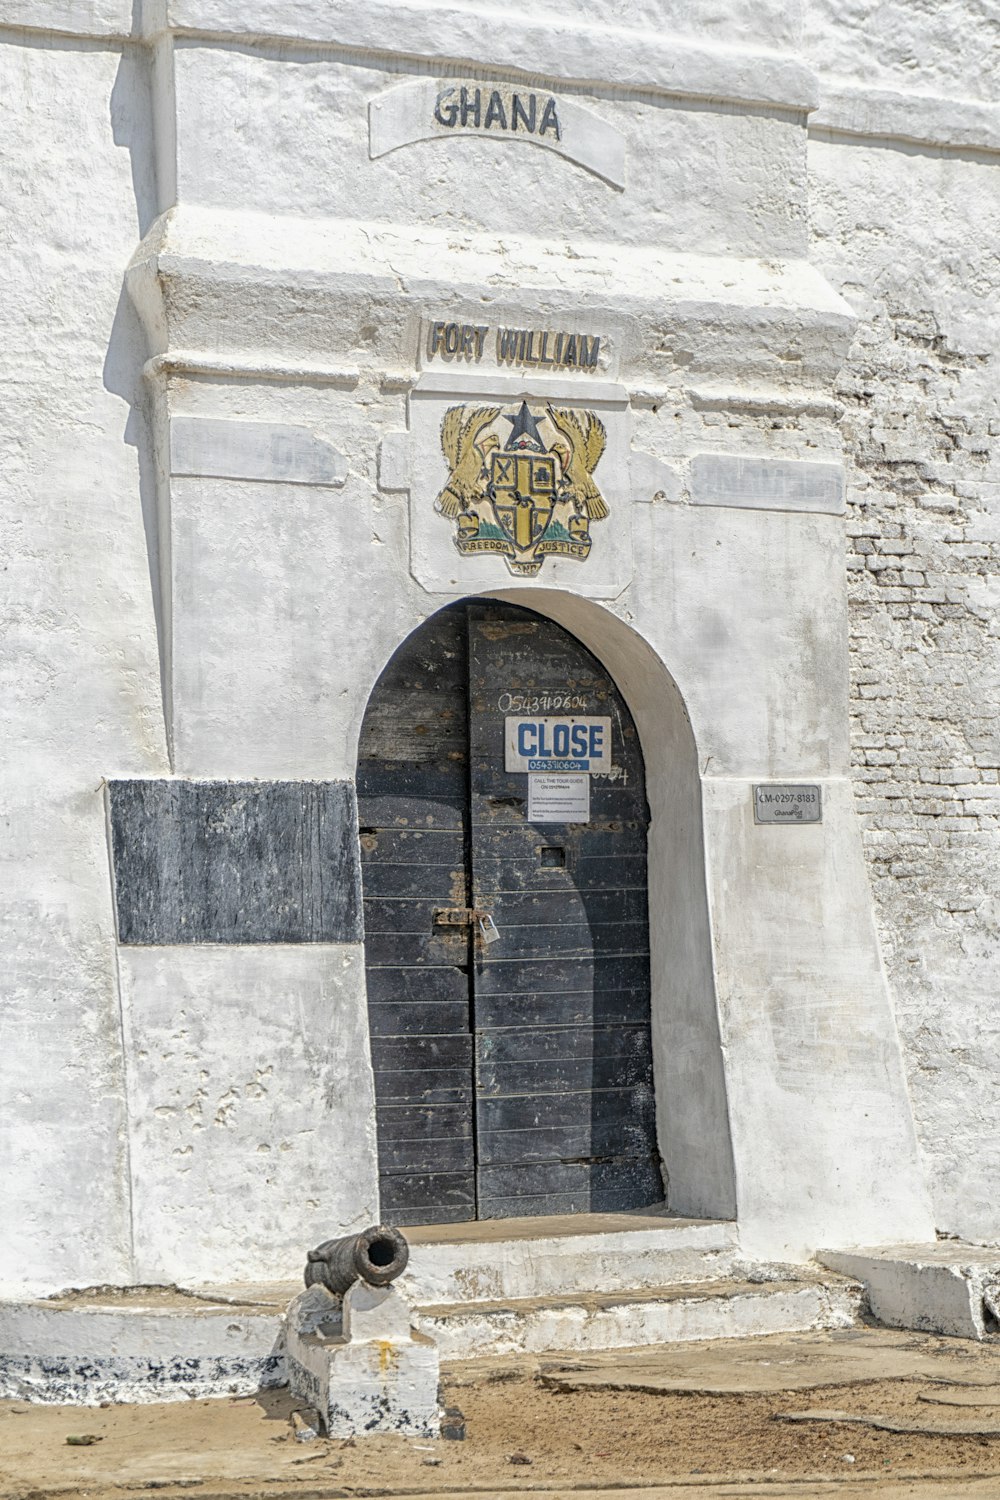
377, 1340, 399, 1376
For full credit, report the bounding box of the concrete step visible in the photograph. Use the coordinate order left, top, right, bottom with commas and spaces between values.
397, 1211, 740, 1306
819, 1243, 1000, 1341
415, 1270, 864, 1360
0, 1282, 294, 1404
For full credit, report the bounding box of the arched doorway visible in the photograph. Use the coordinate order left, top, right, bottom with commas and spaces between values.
357, 599, 661, 1225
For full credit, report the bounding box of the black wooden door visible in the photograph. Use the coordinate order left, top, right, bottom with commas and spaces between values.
356, 605, 476, 1225
358, 601, 660, 1225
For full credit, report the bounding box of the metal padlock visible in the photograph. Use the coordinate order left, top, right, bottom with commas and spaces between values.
478, 913, 501, 945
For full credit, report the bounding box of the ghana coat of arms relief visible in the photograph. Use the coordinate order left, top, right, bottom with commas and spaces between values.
434, 399, 608, 577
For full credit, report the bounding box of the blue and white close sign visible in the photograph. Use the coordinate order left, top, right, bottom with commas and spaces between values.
504, 715, 612, 773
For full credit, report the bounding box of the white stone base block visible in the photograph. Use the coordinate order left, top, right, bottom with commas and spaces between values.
397, 1213, 740, 1305
415, 1273, 863, 1360
820, 1244, 1000, 1341
286, 1283, 440, 1438
0, 1286, 290, 1404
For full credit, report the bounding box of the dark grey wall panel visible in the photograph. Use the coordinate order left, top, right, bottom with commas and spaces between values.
108, 780, 363, 945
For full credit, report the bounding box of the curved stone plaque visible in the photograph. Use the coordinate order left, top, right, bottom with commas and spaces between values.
369, 79, 626, 190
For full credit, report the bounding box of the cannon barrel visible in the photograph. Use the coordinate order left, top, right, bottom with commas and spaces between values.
304, 1224, 410, 1295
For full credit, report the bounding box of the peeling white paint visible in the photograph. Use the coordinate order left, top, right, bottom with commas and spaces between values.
0, 1290, 288, 1404
118, 946, 378, 1286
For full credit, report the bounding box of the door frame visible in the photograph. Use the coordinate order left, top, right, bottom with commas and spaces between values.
355, 588, 738, 1225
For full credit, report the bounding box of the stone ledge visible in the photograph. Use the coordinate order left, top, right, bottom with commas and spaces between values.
152, 0, 818, 114
415, 1274, 864, 1359
812, 83, 1000, 156
0, 1289, 289, 1404
398, 1213, 739, 1305
127, 208, 856, 397
0, 2, 818, 117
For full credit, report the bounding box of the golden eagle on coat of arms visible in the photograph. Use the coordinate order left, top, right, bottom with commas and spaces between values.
435, 399, 608, 576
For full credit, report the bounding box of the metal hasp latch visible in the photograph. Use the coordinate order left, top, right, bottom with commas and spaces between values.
433, 907, 500, 944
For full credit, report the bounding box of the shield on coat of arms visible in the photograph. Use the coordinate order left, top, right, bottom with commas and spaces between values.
434, 399, 608, 577
489, 450, 558, 551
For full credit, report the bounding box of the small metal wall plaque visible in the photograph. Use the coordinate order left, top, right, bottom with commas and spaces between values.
753, 784, 822, 825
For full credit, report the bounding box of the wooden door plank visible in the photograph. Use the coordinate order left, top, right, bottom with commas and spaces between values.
473, 953, 651, 997
357, 829, 466, 863
467, 602, 662, 1220
475, 1023, 654, 1064
375, 1102, 474, 1138
468, 922, 650, 962
478, 1154, 663, 1218
379, 1172, 477, 1224
473, 852, 648, 894
477, 1055, 654, 1096
368, 1000, 470, 1037
475, 988, 651, 1029
377, 1134, 474, 1174
472, 889, 649, 926
477, 1116, 659, 1165
360, 861, 468, 898
358, 603, 477, 1224
363, 965, 469, 1005
478, 1085, 656, 1133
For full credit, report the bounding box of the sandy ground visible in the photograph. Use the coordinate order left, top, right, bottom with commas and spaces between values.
3, 1330, 1000, 1498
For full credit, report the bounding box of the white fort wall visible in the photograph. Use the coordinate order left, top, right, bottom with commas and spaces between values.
0, 0, 996, 1294
805, 0, 1000, 1246
0, 28, 162, 1294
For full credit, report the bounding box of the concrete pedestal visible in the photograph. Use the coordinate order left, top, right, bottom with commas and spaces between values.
286, 1283, 440, 1438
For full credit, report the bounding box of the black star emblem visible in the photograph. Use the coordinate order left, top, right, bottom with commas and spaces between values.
505, 401, 545, 451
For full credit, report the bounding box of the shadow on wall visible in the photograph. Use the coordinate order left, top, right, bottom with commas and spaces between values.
491, 588, 739, 1224
105, 25, 168, 744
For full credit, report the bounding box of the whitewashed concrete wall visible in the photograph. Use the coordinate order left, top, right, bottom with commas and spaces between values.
123, 38, 932, 1259
0, 30, 162, 1295
119, 947, 376, 1284
7, 0, 999, 1293
0, 21, 378, 1293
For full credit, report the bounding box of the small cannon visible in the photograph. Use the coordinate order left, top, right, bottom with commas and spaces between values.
304, 1224, 410, 1296
291, 1224, 436, 1437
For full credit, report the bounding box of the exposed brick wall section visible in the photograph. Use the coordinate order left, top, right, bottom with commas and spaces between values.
834, 287, 1000, 1240
843, 311, 1000, 874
